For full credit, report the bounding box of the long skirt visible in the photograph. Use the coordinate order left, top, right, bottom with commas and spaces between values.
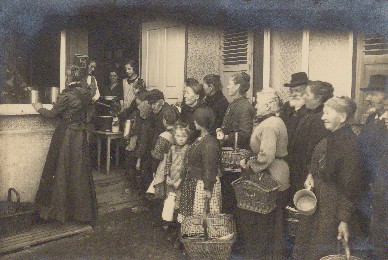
36, 126, 97, 225
235, 189, 288, 259
292, 178, 343, 260
177, 177, 221, 223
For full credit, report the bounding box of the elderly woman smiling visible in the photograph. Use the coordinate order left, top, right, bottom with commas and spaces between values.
293, 96, 363, 260
237, 88, 289, 259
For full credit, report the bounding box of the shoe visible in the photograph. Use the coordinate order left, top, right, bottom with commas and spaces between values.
131, 205, 149, 213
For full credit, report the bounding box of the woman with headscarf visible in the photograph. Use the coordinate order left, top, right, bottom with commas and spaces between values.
293, 96, 362, 259
237, 88, 289, 258
32, 65, 97, 225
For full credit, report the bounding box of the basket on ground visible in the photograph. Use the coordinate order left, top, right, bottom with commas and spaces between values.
232, 172, 280, 214
180, 199, 236, 260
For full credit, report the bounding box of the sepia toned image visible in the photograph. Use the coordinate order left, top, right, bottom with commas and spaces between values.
0, 1, 386, 259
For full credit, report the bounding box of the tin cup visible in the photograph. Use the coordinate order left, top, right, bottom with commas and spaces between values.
30, 90, 39, 104
51, 87, 59, 103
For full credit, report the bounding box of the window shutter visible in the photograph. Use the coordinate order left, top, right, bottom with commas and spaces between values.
222, 31, 249, 67
363, 36, 388, 56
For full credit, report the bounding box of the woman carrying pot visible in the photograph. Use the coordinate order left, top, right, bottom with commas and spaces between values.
293, 96, 363, 260
217, 72, 255, 215
32, 65, 97, 225
237, 88, 289, 259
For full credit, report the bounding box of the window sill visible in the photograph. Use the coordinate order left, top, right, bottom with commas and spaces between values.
0, 104, 53, 116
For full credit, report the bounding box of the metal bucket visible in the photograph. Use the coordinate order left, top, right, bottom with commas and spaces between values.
293, 187, 317, 216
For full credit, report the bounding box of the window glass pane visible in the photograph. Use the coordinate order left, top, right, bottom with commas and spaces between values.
1, 31, 60, 104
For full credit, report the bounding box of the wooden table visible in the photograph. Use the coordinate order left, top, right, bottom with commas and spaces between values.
92, 131, 123, 174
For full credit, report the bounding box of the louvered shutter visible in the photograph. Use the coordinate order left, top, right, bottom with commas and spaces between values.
220, 31, 253, 102
355, 34, 388, 123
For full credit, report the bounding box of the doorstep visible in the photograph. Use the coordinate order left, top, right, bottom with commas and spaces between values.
0, 222, 92, 255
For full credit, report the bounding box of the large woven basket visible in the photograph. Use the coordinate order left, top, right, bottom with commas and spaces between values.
221, 147, 251, 173
320, 240, 362, 260
232, 173, 280, 214
180, 199, 236, 260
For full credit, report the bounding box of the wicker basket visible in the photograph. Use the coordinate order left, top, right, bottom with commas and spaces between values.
180, 198, 236, 260
320, 240, 362, 260
220, 132, 251, 173
232, 172, 280, 214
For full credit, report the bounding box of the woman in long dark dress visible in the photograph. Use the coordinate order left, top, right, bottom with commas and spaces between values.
217, 72, 255, 215
293, 96, 362, 259
32, 65, 97, 225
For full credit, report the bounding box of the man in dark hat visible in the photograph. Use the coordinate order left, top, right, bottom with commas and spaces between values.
358, 74, 387, 260
280, 72, 309, 154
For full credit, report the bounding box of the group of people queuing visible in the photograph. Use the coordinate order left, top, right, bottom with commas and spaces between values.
31, 55, 386, 260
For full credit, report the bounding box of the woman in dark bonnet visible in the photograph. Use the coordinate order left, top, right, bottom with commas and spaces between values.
32, 65, 97, 226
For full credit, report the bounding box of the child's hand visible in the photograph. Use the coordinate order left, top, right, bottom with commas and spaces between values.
173, 179, 181, 189
136, 158, 141, 171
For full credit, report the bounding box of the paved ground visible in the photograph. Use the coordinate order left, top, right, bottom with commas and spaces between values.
3, 207, 187, 260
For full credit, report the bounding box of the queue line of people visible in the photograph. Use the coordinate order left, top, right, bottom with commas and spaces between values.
31, 58, 387, 260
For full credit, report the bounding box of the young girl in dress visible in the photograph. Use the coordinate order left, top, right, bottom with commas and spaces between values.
146, 108, 179, 225
162, 122, 191, 242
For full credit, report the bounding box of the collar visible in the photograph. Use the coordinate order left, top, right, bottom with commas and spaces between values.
126, 76, 138, 84
307, 103, 324, 114
253, 113, 276, 125
375, 110, 388, 121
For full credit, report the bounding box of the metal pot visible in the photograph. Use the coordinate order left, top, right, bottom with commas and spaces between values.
293, 187, 317, 216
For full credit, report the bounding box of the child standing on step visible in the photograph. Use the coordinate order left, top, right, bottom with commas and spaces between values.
147, 108, 179, 224
162, 122, 191, 244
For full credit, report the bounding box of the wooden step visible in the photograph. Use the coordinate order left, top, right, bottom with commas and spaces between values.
0, 222, 92, 255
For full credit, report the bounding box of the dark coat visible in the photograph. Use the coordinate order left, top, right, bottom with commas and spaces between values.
35, 86, 97, 225
359, 112, 388, 259
204, 90, 229, 129
99, 83, 123, 100
221, 96, 255, 150
288, 104, 329, 192
279, 102, 308, 152
293, 126, 363, 260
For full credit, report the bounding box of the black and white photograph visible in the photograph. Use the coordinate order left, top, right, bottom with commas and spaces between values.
0, 0, 387, 259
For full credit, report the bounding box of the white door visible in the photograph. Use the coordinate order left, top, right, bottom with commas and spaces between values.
141, 21, 186, 104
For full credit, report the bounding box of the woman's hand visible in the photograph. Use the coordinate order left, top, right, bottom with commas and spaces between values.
216, 128, 225, 140
32, 102, 43, 111
204, 190, 212, 199
304, 174, 315, 189
337, 221, 349, 242
239, 159, 247, 169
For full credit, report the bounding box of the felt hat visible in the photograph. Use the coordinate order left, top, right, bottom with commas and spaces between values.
284, 72, 308, 88
360, 74, 388, 92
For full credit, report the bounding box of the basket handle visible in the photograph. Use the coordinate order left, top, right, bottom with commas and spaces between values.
342, 239, 351, 260
234, 132, 238, 151
7, 188, 21, 212
202, 196, 210, 240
